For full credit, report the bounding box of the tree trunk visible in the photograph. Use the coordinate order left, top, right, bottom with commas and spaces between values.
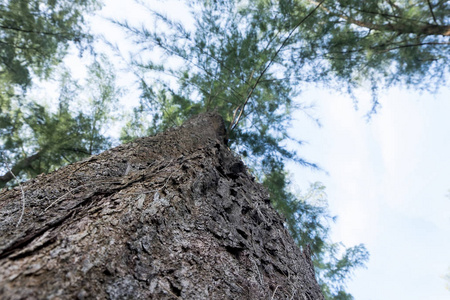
0, 112, 324, 300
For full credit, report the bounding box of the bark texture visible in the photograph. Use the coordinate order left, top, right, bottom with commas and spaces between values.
0, 112, 323, 300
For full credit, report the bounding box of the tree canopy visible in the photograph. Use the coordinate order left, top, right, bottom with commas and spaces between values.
250, 0, 450, 112
0, 0, 100, 89
0, 56, 120, 188
0, 0, 103, 188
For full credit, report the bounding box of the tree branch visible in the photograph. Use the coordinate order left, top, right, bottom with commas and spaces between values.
132, 32, 247, 102
0, 151, 43, 188
386, 0, 401, 13
323, 41, 450, 57
229, 0, 325, 133
426, 0, 438, 24
376, 41, 450, 53
0, 23, 73, 39
308, 0, 450, 36
345, 18, 450, 36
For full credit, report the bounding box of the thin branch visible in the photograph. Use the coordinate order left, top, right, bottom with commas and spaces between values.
138, 76, 179, 128
342, 3, 427, 25
271, 285, 280, 300
426, 0, 438, 24
191, 38, 253, 88
308, 0, 450, 36
320, 40, 450, 61
134, 34, 246, 102
137, 67, 241, 112
376, 41, 450, 52
0, 23, 73, 38
116, 17, 255, 93
115, 12, 258, 113
229, 0, 325, 133
43, 186, 83, 212
386, 0, 401, 13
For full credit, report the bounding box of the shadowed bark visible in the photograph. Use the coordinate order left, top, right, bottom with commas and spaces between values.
0, 112, 323, 299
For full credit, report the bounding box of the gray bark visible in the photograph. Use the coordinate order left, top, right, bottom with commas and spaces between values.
0, 112, 324, 299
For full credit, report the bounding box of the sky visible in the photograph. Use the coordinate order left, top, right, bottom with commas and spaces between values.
82, 1, 450, 299
288, 87, 450, 299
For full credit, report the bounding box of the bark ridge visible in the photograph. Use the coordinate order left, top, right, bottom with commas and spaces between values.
0, 112, 323, 299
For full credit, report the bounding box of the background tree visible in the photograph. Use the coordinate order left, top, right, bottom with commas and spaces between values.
0, 0, 105, 187
0, 0, 100, 89
0, 56, 121, 188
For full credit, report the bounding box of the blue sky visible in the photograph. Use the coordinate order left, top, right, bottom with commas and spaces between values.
86, 1, 450, 298
288, 86, 450, 299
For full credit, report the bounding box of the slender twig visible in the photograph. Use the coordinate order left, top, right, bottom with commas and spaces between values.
312, 0, 428, 25
147, 2, 255, 89
322, 40, 450, 58
229, 0, 325, 133
1, 153, 26, 227
377, 41, 450, 52
43, 186, 84, 212
426, 0, 438, 24
158, 163, 182, 192
126, 23, 247, 101
386, 0, 401, 12
0, 24, 73, 37
309, 0, 450, 34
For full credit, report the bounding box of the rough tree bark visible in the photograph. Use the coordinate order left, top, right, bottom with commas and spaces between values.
0, 113, 324, 300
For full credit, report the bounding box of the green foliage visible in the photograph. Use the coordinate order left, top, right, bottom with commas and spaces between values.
0, 0, 101, 89
117, 0, 316, 167
0, 0, 104, 187
251, 0, 450, 113
0, 57, 121, 188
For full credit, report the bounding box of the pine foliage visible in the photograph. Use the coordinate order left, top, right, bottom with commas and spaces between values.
251, 0, 450, 113
0, 57, 121, 188
0, 0, 100, 89
0, 0, 104, 187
